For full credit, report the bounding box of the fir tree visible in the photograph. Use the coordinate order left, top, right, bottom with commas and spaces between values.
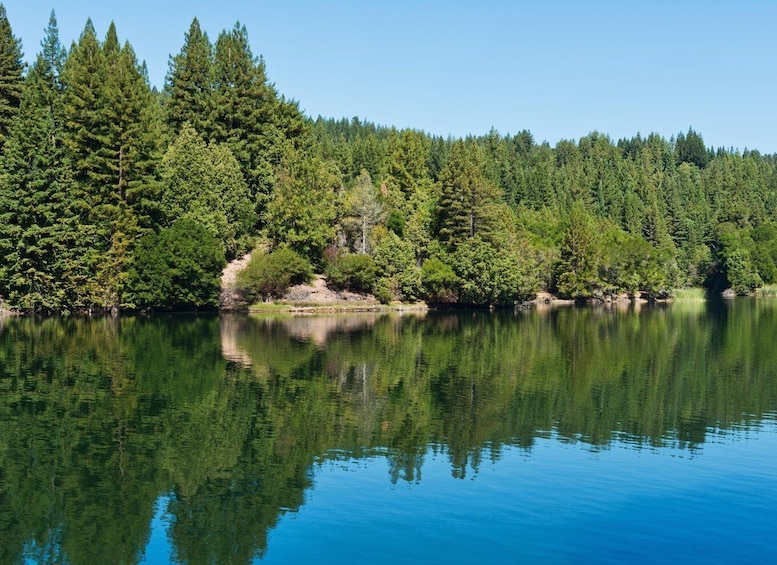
165, 17, 213, 135
436, 139, 502, 249
60, 20, 162, 308
0, 3, 24, 151
0, 45, 84, 311
209, 22, 309, 217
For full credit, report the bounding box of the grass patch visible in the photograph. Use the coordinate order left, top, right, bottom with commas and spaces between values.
756, 284, 777, 297
247, 302, 296, 312
671, 287, 706, 301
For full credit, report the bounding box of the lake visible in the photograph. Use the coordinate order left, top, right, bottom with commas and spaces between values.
1, 301, 776, 564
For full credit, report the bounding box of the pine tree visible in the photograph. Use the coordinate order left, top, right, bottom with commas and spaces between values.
0, 25, 84, 311
61, 20, 107, 193
555, 202, 603, 299
209, 23, 276, 203
676, 127, 710, 169
60, 21, 162, 308
39, 11, 65, 89
0, 3, 24, 151
437, 139, 502, 249
165, 17, 213, 135
208, 22, 309, 217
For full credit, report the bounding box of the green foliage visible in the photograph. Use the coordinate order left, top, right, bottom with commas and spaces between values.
4, 8, 777, 310
555, 202, 603, 299
0, 32, 87, 312
0, 4, 24, 151
325, 252, 377, 293
208, 23, 309, 209
371, 226, 421, 301
385, 210, 405, 236
725, 247, 761, 295
706, 223, 763, 296
437, 139, 503, 248
165, 17, 213, 135
237, 247, 313, 302
420, 258, 459, 302
451, 236, 541, 305
264, 149, 339, 266
125, 218, 226, 309
675, 128, 710, 169
161, 123, 255, 259
341, 169, 385, 254
597, 225, 671, 296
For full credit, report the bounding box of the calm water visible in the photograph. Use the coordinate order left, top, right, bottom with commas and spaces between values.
1, 301, 776, 564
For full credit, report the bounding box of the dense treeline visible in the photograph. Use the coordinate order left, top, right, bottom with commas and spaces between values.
1, 7, 777, 312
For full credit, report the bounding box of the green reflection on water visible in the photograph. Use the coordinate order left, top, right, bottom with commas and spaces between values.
1, 301, 776, 564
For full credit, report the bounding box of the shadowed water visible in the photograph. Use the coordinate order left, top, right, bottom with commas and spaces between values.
1, 301, 776, 563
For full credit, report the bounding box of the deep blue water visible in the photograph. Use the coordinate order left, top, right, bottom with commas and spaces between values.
3, 302, 777, 564
140, 422, 777, 564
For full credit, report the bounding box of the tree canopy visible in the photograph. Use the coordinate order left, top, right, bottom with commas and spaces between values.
2, 9, 777, 311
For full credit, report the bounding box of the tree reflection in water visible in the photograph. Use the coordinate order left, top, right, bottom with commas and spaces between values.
1, 301, 776, 563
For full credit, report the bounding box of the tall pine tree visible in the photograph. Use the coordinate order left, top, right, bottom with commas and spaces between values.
0, 3, 24, 151
60, 21, 162, 309
165, 17, 213, 136
0, 13, 86, 311
436, 139, 502, 249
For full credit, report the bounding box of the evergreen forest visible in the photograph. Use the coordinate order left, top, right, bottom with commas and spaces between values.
2, 7, 777, 312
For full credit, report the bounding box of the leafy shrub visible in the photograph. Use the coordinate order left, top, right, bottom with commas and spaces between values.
126, 218, 226, 310
326, 253, 377, 293
371, 226, 421, 300
237, 247, 313, 302
420, 258, 459, 302
451, 236, 541, 305
374, 278, 394, 304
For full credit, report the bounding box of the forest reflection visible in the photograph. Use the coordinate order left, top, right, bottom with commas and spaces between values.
1, 302, 776, 564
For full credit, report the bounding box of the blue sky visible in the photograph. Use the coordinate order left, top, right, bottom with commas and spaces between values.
3, 1, 777, 153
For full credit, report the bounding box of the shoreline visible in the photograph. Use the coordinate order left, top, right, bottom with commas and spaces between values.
3, 288, 767, 317
246, 301, 429, 314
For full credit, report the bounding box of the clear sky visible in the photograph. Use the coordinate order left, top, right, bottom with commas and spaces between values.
3, 1, 777, 153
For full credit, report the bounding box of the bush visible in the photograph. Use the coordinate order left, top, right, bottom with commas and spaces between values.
374, 278, 394, 304
451, 237, 542, 305
326, 253, 377, 293
237, 247, 313, 302
420, 258, 459, 302
371, 226, 421, 300
126, 218, 226, 310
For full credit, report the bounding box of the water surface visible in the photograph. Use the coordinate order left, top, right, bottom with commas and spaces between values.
1, 301, 776, 563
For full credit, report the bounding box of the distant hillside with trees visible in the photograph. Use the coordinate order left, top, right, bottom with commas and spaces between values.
1, 6, 776, 312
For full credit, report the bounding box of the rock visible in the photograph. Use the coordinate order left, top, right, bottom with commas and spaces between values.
534, 291, 553, 304
722, 288, 736, 299
220, 252, 252, 310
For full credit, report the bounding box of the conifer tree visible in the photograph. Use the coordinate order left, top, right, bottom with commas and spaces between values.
0, 19, 85, 311
209, 23, 276, 203
555, 202, 603, 299
60, 21, 162, 308
209, 22, 309, 217
165, 17, 213, 135
437, 139, 502, 249
61, 20, 107, 193
0, 3, 24, 151
161, 123, 255, 259
264, 147, 339, 265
